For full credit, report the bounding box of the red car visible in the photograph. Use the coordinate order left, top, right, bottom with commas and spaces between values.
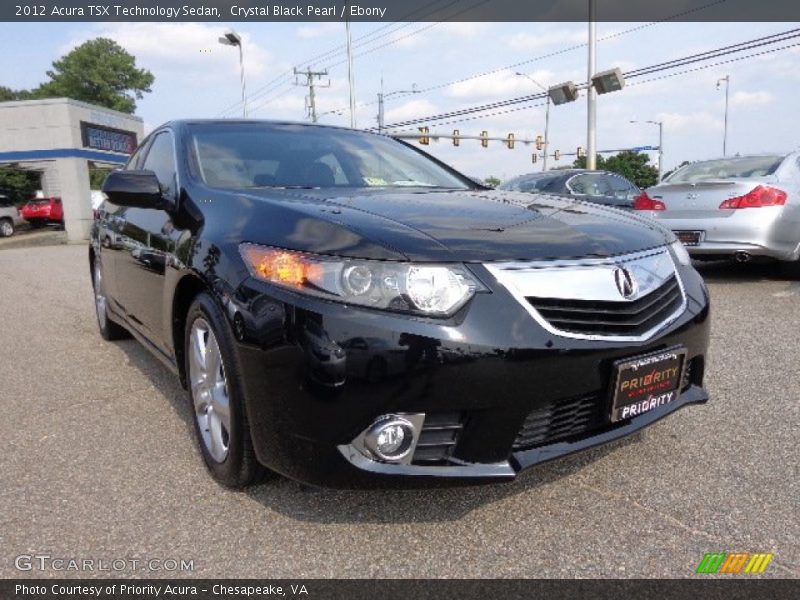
21, 197, 64, 228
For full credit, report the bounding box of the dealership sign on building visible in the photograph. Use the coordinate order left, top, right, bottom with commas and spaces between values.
80, 121, 137, 155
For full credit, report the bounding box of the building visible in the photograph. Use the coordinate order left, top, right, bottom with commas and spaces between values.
0, 98, 144, 242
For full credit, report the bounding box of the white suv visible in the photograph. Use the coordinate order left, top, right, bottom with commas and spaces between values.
0, 193, 23, 237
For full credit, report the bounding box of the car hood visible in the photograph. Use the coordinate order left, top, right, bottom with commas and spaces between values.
237, 188, 671, 262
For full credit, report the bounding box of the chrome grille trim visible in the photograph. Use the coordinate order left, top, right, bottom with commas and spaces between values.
484, 248, 687, 342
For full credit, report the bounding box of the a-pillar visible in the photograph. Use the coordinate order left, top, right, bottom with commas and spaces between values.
54, 157, 92, 242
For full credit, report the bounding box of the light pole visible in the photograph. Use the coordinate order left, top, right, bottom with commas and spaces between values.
377, 79, 418, 133
515, 72, 550, 171
345, 16, 357, 128
716, 75, 730, 156
218, 30, 248, 118
630, 120, 664, 181
586, 0, 597, 170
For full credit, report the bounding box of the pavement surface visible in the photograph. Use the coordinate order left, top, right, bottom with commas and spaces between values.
0, 244, 798, 579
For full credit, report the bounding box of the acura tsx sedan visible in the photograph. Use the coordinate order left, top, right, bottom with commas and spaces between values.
91, 120, 710, 489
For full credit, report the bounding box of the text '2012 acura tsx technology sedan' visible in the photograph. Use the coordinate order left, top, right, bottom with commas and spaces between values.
90, 121, 710, 489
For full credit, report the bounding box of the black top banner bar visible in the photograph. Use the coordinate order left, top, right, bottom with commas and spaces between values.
3, 0, 800, 22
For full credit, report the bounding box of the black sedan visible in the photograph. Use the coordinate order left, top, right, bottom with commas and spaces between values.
499, 169, 641, 210
91, 121, 709, 489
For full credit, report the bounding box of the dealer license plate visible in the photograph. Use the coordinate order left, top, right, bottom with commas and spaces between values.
609, 347, 687, 422
673, 230, 703, 246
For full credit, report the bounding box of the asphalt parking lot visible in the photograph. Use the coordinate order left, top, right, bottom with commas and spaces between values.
1, 244, 798, 579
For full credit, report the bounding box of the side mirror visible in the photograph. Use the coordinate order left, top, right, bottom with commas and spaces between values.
102, 170, 169, 209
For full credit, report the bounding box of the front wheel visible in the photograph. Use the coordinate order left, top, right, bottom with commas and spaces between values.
92, 259, 128, 340
185, 293, 268, 488
0, 218, 13, 237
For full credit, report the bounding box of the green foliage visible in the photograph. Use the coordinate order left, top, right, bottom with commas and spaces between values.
89, 168, 110, 189
484, 176, 502, 187
1, 38, 153, 113
0, 167, 40, 205
572, 151, 659, 188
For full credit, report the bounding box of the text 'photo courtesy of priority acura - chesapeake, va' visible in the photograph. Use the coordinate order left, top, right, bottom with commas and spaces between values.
90, 120, 710, 489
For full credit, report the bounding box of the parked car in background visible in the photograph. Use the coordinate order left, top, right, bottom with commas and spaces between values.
91, 120, 709, 489
0, 192, 24, 237
498, 169, 641, 210
21, 196, 64, 228
633, 153, 800, 274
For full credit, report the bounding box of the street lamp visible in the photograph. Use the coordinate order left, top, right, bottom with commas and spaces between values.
218, 30, 248, 118
716, 75, 730, 156
377, 80, 418, 134
515, 72, 551, 171
630, 120, 664, 182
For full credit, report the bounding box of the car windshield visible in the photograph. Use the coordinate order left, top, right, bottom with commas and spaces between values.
187, 123, 471, 190
666, 156, 785, 183
500, 173, 561, 192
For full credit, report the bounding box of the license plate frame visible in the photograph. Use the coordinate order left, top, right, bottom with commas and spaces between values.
609, 346, 687, 422
673, 230, 704, 246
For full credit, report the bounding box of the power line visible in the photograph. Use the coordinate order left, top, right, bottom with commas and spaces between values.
386, 41, 799, 144
241, 0, 492, 119
216, 0, 463, 117
381, 28, 800, 130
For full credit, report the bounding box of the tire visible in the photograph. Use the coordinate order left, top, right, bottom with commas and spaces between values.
29, 220, 45, 229
184, 292, 269, 488
92, 258, 129, 341
0, 218, 13, 237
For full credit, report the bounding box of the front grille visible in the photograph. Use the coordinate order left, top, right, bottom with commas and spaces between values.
527, 275, 683, 337
411, 412, 463, 465
512, 395, 605, 451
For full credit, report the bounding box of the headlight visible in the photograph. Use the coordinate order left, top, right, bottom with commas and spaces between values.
669, 240, 692, 266
239, 244, 486, 317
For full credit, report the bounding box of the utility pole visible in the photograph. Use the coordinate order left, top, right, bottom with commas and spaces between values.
377, 77, 418, 133
515, 72, 550, 171
293, 66, 329, 123
717, 75, 730, 156
587, 0, 597, 170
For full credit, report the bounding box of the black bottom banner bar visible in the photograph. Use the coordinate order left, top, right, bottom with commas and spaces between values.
2, 579, 798, 600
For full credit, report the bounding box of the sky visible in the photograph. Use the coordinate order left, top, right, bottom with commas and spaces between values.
1, 20, 798, 181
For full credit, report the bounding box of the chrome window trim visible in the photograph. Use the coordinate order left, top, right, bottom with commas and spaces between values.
484, 247, 687, 343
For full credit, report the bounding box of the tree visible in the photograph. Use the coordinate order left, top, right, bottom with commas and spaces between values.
573, 150, 658, 188
571, 154, 606, 170
0, 167, 40, 205
483, 176, 502, 188
34, 38, 154, 113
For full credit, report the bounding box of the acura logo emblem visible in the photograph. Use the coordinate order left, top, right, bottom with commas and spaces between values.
614, 266, 638, 299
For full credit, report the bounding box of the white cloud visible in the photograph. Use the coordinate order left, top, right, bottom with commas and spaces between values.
296, 23, 341, 40
507, 29, 585, 52
656, 111, 723, 132
729, 91, 774, 108
446, 69, 556, 100
385, 99, 439, 123
63, 23, 273, 80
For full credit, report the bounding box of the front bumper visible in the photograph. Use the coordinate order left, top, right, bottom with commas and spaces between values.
227, 262, 710, 488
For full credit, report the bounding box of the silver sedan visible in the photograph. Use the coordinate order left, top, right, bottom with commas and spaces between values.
633, 153, 800, 273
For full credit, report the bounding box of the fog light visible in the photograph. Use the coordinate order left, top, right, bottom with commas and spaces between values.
363, 416, 416, 462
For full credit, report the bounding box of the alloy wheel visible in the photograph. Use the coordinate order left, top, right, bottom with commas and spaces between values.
188, 318, 232, 463
93, 262, 107, 329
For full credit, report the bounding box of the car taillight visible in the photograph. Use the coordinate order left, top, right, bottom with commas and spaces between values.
719, 185, 787, 209
633, 191, 666, 211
